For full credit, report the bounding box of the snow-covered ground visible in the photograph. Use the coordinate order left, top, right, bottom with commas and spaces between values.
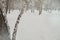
7, 10, 60, 40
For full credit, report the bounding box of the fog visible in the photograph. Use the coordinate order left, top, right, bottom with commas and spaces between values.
7, 10, 60, 40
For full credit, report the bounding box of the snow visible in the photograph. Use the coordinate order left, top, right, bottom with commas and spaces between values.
7, 10, 60, 40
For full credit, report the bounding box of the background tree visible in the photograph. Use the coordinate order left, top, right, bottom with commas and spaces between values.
0, 0, 10, 40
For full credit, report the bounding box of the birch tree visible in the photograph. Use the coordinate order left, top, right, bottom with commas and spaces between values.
7, 0, 44, 40
0, 0, 60, 40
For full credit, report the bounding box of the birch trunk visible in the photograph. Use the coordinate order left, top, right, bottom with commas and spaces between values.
12, 8, 24, 40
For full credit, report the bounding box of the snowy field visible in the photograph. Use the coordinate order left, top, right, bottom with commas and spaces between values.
7, 10, 60, 40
